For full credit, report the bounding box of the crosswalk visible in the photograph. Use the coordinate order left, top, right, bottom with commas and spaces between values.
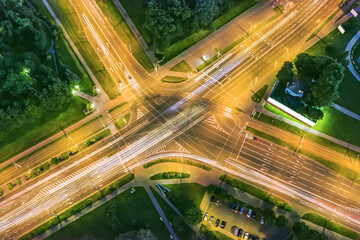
203, 115, 229, 134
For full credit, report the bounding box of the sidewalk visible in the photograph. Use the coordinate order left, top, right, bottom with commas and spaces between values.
332, 103, 360, 121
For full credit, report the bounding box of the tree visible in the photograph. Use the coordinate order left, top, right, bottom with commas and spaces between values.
292, 222, 310, 240
262, 208, 275, 221
294, 53, 317, 78
207, 184, 228, 200
276, 61, 293, 91
202, 229, 218, 240
275, 215, 288, 227
184, 206, 203, 225
192, 0, 219, 31
106, 204, 121, 233
305, 106, 324, 121
136, 229, 158, 240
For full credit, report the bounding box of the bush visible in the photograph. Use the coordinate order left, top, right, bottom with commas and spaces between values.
50, 157, 59, 165
16, 177, 22, 186
0, 188, 3, 197
292, 221, 328, 240
7, 182, 13, 191
275, 215, 288, 227
61, 152, 69, 161
69, 146, 78, 156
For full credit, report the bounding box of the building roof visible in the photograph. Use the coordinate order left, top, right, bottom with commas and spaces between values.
285, 77, 306, 97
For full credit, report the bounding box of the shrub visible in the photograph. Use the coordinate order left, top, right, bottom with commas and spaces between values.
61, 152, 69, 161
69, 146, 78, 156
7, 182, 13, 191
16, 177, 22, 186
275, 215, 288, 227
0, 188, 3, 197
50, 157, 59, 165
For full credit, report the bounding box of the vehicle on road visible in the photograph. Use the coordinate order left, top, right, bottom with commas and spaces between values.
215, 219, 220, 227
230, 203, 236, 211
204, 212, 209, 221
238, 229, 244, 238
261, 216, 265, 224
220, 221, 227, 229
244, 232, 249, 240
209, 216, 214, 223
239, 207, 244, 214
247, 209, 252, 218
253, 136, 258, 140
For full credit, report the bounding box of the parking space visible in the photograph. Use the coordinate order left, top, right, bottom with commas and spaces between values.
202, 196, 271, 240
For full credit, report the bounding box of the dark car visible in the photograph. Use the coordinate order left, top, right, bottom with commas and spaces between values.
220, 221, 227, 229
230, 203, 236, 211
249, 234, 253, 240
211, 195, 216, 202
251, 211, 256, 218
238, 229, 244, 238
215, 219, 220, 227
254, 236, 259, 240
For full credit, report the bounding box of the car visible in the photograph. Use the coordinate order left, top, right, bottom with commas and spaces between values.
254, 236, 259, 240
247, 209, 252, 218
239, 207, 244, 214
234, 227, 239, 236
209, 216, 214, 223
249, 234, 253, 240
204, 212, 209, 221
238, 229, 244, 238
253, 136, 258, 140
220, 221, 227, 229
215, 219, 220, 227
244, 232, 249, 240
211, 195, 215, 202
251, 211, 256, 218
234, 205, 239, 213
230, 203, 236, 211
261, 216, 265, 224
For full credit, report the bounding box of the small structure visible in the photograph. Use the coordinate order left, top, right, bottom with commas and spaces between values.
285, 77, 306, 97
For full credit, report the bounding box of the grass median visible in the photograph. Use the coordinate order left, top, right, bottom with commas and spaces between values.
161, 75, 187, 83
170, 60, 194, 73
20, 174, 135, 240
150, 172, 190, 180
302, 212, 360, 240
220, 174, 292, 212
143, 158, 211, 171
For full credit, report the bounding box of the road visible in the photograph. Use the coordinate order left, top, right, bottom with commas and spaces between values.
1, 0, 358, 239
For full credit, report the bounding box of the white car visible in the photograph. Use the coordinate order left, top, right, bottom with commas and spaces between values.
244, 232, 249, 240
247, 209, 252, 218
203, 212, 209, 221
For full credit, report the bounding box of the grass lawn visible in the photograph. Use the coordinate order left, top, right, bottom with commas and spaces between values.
306, 18, 360, 115
150, 172, 190, 180
120, 0, 258, 64
161, 75, 187, 83
251, 85, 268, 103
115, 113, 131, 129
170, 60, 194, 73
164, 183, 207, 214
200, 224, 234, 240
0, 97, 88, 164
150, 187, 197, 240
302, 212, 360, 240
313, 107, 360, 147
264, 103, 308, 126
143, 158, 211, 171
44, 187, 169, 240
95, 0, 154, 73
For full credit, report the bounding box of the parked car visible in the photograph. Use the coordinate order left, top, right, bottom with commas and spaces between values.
261, 216, 265, 224
239, 207, 244, 214
254, 236, 259, 240
234, 205, 239, 213
238, 229, 244, 238
230, 203, 236, 211
220, 221, 227, 229
244, 232, 249, 240
215, 219, 220, 227
211, 195, 216, 202
209, 216, 214, 223
249, 234, 254, 240
247, 209, 252, 218
251, 211, 256, 218
234, 226, 239, 236
204, 212, 209, 221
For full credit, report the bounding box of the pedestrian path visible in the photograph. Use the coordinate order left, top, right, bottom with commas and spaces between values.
332, 103, 360, 121
74, 90, 94, 102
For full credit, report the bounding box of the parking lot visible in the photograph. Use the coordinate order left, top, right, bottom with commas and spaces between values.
201, 194, 275, 240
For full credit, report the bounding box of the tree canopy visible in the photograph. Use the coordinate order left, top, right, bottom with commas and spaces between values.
0, 0, 79, 133
292, 222, 328, 240
184, 206, 203, 225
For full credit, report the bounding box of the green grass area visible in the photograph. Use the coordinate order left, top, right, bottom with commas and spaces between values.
150, 187, 197, 240
21, 173, 135, 240
0, 97, 88, 164
302, 212, 360, 240
95, 0, 154, 73
150, 172, 190, 180
264, 102, 308, 126
143, 158, 211, 171
115, 113, 131, 130
46, 0, 119, 99
200, 224, 234, 240
306, 17, 360, 115
220, 174, 292, 212
170, 60, 194, 73
161, 75, 187, 83
246, 126, 360, 185
313, 107, 360, 147
251, 85, 268, 103
108, 101, 128, 114
164, 183, 207, 214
